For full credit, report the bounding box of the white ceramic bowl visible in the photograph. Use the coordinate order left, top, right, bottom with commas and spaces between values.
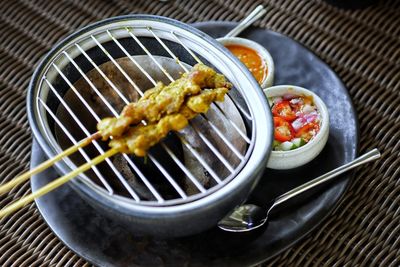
264, 85, 329, 170
217, 37, 274, 89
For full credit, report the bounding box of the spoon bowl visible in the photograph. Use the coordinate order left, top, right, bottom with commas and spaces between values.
218, 204, 269, 232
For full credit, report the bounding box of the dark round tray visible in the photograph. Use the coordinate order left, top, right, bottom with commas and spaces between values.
31, 21, 358, 266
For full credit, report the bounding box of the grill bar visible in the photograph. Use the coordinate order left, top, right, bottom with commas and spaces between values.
147, 153, 187, 199
170, 31, 202, 64
149, 28, 189, 73
75, 44, 130, 107
43, 78, 141, 201
160, 144, 207, 193
91, 36, 143, 97
200, 114, 245, 160
211, 103, 251, 143
38, 98, 114, 195
107, 30, 157, 85
189, 122, 235, 172
61, 52, 165, 201
127, 28, 174, 82
178, 136, 222, 183
223, 98, 252, 121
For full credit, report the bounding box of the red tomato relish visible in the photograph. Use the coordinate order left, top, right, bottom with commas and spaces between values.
269, 94, 321, 151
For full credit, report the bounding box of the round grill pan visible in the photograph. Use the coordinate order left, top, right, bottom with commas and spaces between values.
27, 15, 273, 236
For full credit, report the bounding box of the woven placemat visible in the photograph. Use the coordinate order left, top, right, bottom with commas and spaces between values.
0, 0, 399, 266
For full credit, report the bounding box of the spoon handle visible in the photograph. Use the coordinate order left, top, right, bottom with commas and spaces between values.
273, 149, 381, 208
225, 5, 267, 38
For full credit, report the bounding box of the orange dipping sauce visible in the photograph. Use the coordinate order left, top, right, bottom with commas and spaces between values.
225, 44, 268, 84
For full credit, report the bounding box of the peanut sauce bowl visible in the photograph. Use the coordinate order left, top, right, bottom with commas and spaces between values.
218, 36, 275, 89
264, 85, 330, 170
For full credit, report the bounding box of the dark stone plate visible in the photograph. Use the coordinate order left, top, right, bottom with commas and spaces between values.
31, 22, 358, 266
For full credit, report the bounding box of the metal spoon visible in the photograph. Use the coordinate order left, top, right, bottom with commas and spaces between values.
225, 5, 267, 38
218, 148, 381, 232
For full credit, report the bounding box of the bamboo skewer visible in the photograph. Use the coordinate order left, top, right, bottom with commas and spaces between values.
0, 147, 118, 218
0, 132, 101, 195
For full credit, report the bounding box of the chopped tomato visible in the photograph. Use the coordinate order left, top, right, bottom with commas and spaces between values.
295, 123, 320, 141
274, 117, 295, 142
272, 101, 297, 122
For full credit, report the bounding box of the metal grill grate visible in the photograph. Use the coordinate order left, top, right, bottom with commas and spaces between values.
31, 16, 269, 206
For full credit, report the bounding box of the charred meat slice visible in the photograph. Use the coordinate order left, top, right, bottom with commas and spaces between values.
108, 86, 229, 157
97, 64, 231, 140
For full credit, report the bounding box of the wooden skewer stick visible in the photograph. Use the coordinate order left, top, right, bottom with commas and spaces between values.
0, 132, 101, 195
0, 147, 118, 218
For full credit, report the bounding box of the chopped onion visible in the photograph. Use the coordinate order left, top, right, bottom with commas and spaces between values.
290, 98, 302, 105
292, 117, 306, 131
304, 114, 318, 123
283, 93, 296, 100
273, 96, 283, 104
302, 104, 316, 114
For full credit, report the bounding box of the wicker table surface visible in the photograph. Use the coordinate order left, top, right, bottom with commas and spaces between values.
0, 0, 399, 266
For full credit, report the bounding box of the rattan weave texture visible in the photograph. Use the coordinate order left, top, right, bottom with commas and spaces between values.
0, 0, 399, 266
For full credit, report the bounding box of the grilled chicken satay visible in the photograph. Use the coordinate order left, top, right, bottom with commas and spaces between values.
109, 87, 229, 156
97, 64, 231, 140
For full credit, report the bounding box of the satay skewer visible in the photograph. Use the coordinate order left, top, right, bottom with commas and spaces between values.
0, 132, 101, 195
0, 147, 118, 218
